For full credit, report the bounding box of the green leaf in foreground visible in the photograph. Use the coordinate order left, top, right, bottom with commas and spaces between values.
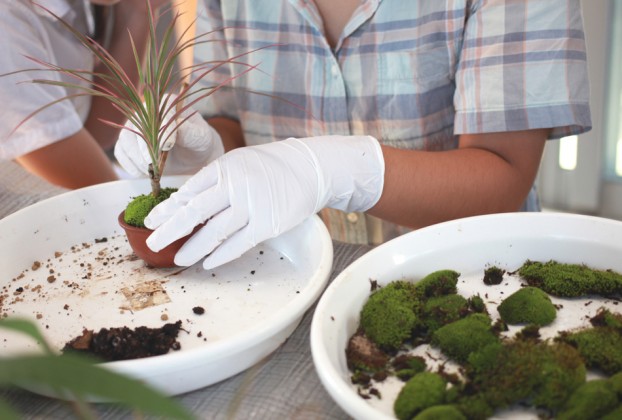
0, 318, 194, 420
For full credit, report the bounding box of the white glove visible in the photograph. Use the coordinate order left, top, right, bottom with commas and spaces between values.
144, 135, 385, 269
114, 97, 224, 176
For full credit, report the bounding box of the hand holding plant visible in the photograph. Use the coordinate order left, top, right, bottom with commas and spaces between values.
114, 93, 224, 177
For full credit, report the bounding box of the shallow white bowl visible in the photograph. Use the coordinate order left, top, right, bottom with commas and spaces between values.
310, 212, 622, 420
0, 177, 333, 397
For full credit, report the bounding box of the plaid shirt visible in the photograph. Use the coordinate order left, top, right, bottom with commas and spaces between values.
193, 0, 591, 243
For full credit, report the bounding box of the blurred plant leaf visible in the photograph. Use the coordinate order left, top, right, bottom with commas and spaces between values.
0, 318, 194, 420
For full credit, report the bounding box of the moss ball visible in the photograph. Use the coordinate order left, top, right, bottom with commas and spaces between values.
557, 379, 618, 420
414, 270, 460, 298
497, 286, 556, 326
559, 326, 622, 375
422, 294, 469, 333
360, 280, 420, 350
124, 188, 176, 228
394, 372, 447, 420
465, 341, 585, 412
531, 342, 587, 411
431, 313, 498, 364
413, 405, 466, 420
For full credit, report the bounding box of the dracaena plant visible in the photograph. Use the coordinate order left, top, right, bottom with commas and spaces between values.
10, 1, 258, 199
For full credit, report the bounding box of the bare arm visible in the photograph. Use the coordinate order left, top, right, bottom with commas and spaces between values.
207, 117, 246, 151
369, 129, 548, 229
84, 0, 170, 151
15, 128, 118, 189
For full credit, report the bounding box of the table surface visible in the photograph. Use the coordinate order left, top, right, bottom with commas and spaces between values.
0, 160, 373, 419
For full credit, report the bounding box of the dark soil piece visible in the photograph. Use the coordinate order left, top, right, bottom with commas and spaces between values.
62, 321, 182, 361
192, 306, 205, 315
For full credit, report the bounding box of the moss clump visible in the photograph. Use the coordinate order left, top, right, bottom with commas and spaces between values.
558, 326, 622, 375
123, 188, 177, 228
431, 313, 499, 364
414, 270, 460, 298
422, 294, 469, 333
483, 266, 504, 285
454, 395, 494, 420
394, 372, 447, 420
467, 295, 487, 314
413, 405, 466, 420
591, 307, 622, 330
518, 260, 622, 297
497, 286, 556, 326
465, 341, 585, 412
601, 405, 622, 420
359, 280, 421, 350
393, 355, 427, 381
557, 379, 618, 420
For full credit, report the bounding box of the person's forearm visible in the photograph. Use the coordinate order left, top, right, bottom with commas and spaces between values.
84, 2, 168, 150
207, 117, 246, 151
368, 129, 548, 229
15, 128, 118, 189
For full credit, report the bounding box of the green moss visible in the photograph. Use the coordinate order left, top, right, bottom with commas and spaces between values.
591, 308, 622, 330
454, 395, 494, 420
518, 260, 622, 298
393, 355, 427, 381
557, 379, 618, 420
465, 341, 585, 412
394, 372, 447, 420
601, 404, 622, 420
608, 371, 622, 396
483, 266, 504, 285
531, 342, 587, 410
497, 287, 556, 326
422, 294, 469, 333
360, 280, 421, 350
414, 270, 460, 298
123, 188, 177, 228
431, 313, 499, 364
467, 295, 487, 313
413, 405, 466, 420
558, 326, 622, 375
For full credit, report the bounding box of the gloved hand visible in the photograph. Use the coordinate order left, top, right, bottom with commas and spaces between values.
114, 96, 224, 176
144, 135, 385, 269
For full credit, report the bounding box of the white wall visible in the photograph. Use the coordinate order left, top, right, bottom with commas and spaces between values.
537, 0, 611, 216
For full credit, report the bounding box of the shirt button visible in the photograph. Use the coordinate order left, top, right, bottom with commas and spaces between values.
346, 212, 359, 223
331, 64, 340, 77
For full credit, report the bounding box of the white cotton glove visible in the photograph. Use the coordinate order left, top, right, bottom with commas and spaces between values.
143, 135, 385, 269
114, 97, 224, 176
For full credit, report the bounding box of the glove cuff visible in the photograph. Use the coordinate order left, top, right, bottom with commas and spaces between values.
295, 135, 385, 213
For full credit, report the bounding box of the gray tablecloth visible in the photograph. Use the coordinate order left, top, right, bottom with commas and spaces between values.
0, 160, 373, 419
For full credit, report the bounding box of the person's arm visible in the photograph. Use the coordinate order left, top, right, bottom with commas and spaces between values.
207, 117, 246, 151
369, 128, 548, 229
84, 0, 170, 151
15, 128, 118, 189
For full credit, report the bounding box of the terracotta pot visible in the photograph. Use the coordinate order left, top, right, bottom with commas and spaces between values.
118, 211, 196, 268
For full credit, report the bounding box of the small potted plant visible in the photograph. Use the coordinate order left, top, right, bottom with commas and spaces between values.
11, 1, 260, 267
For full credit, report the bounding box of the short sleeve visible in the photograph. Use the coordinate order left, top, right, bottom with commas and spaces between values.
453, 0, 591, 139
0, 1, 86, 160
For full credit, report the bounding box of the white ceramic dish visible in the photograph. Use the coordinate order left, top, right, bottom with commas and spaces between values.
310, 212, 622, 420
0, 177, 333, 397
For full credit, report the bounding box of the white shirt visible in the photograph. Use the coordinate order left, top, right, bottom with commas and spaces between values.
0, 0, 93, 160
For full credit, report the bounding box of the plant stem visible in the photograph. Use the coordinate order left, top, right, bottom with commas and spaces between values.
148, 163, 161, 198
